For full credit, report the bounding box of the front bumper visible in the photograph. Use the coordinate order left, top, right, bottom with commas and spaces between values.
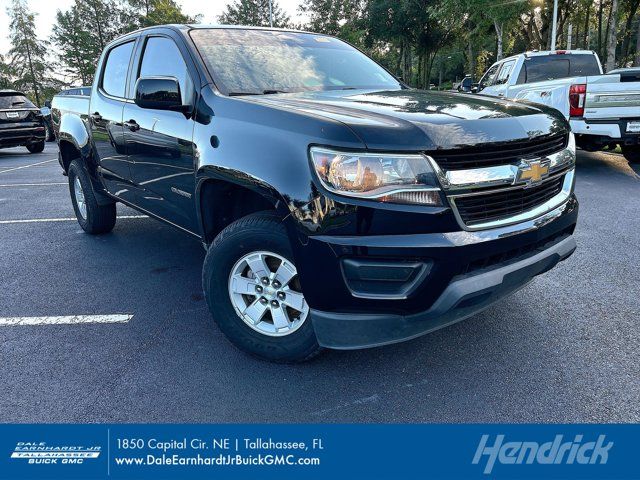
312, 234, 575, 349
296, 196, 578, 349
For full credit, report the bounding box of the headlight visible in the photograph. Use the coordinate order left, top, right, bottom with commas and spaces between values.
310, 147, 442, 205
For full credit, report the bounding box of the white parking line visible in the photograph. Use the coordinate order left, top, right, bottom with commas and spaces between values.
0, 182, 67, 187
0, 158, 57, 174
0, 314, 133, 326
0, 215, 147, 224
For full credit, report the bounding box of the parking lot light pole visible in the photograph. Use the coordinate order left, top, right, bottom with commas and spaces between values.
550, 0, 559, 51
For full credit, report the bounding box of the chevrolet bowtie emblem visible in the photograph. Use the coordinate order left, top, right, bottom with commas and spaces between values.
517, 159, 550, 185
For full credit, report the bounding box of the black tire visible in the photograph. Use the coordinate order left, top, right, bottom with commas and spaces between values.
68, 159, 117, 234
622, 145, 640, 164
26, 141, 45, 153
202, 212, 321, 363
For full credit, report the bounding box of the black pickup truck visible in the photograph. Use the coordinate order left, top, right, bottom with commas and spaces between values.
0, 90, 46, 153
51, 25, 578, 362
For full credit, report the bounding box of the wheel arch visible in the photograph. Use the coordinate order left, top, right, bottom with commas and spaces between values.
196, 169, 291, 245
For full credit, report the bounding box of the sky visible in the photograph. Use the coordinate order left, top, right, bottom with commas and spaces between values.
0, 0, 305, 55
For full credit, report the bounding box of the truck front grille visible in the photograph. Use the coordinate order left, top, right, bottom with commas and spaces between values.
430, 133, 567, 170
453, 175, 565, 226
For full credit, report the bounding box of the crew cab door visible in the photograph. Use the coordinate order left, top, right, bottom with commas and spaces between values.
90, 39, 137, 204
123, 34, 197, 233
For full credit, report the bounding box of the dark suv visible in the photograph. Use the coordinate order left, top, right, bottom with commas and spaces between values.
0, 90, 46, 153
51, 26, 578, 362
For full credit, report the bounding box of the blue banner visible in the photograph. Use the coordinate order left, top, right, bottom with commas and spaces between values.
0, 424, 636, 479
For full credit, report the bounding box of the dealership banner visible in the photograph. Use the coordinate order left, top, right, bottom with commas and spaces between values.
0, 424, 636, 479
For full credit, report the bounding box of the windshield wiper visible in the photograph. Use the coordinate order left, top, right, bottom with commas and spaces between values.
228, 89, 291, 96
11, 101, 25, 106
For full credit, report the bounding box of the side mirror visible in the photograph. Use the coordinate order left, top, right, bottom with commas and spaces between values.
135, 77, 187, 112
471, 83, 480, 93
44, 100, 52, 108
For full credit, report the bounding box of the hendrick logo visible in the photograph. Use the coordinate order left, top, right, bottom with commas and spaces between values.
10, 442, 101, 465
472, 434, 613, 474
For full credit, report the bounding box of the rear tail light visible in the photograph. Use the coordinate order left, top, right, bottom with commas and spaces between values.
569, 84, 586, 117
554, 50, 567, 54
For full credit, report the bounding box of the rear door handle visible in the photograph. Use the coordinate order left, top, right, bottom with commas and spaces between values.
124, 119, 140, 132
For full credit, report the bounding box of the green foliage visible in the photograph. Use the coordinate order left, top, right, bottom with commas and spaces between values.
126, 0, 201, 28
6, 0, 49, 104
1, 0, 638, 99
218, 0, 291, 27
0, 54, 12, 89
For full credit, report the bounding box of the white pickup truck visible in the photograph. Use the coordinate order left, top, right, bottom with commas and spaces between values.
474, 50, 640, 164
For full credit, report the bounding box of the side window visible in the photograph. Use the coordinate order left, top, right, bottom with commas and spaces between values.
481, 63, 501, 87
138, 36, 193, 104
102, 41, 135, 98
495, 60, 516, 85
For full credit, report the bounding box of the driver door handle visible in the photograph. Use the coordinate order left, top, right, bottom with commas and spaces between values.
124, 119, 140, 132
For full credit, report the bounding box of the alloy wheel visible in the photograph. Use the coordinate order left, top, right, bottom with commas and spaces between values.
228, 250, 309, 337
73, 176, 87, 220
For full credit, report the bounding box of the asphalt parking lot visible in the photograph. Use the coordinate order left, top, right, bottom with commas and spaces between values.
0, 142, 638, 423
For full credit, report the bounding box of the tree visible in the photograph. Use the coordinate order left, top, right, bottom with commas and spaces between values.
0, 55, 12, 89
125, 0, 200, 28
51, 6, 99, 85
7, 0, 48, 105
299, 0, 363, 36
218, 0, 290, 28
635, 15, 640, 65
605, 0, 620, 70
51, 0, 124, 86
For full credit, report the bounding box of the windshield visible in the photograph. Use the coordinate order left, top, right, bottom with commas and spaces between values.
0, 94, 36, 109
190, 29, 401, 95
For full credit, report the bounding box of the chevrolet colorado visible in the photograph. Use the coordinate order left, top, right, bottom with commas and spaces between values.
51, 25, 578, 362
474, 50, 640, 163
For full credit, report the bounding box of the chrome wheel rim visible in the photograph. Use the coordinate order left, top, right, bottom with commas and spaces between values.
73, 176, 87, 220
228, 250, 309, 337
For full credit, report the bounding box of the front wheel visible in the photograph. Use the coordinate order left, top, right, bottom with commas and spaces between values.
68, 160, 116, 234
26, 141, 45, 153
202, 212, 321, 363
622, 145, 640, 164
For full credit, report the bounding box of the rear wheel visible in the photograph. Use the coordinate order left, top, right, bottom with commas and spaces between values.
26, 141, 45, 153
68, 159, 116, 234
202, 212, 321, 363
622, 145, 640, 164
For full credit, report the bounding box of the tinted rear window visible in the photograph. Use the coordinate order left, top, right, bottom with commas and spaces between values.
0, 94, 36, 109
519, 54, 601, 83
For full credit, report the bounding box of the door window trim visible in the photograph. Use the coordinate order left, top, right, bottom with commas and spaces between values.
133, 33, 196, 106
98, 37, 139, 102
495, 59, 516, 85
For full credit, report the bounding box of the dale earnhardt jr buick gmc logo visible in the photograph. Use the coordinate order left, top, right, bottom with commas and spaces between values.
10, 442, 101, 464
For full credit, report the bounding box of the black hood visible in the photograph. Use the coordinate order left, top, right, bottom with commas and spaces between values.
245, 89, 569, 151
